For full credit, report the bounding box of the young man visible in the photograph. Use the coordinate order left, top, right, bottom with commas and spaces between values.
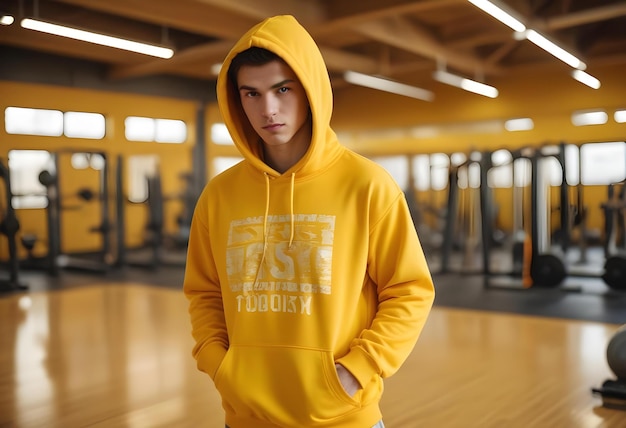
184, 15, 435, 428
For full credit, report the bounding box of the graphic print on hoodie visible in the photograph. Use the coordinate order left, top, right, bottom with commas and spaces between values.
226, 213, 335, 314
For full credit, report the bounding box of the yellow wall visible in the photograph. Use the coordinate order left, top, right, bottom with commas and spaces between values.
0, 81, 208, 260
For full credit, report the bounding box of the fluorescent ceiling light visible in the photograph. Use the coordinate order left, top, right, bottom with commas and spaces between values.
344, 71, 434, 102
571, 110, 608, 127
20, 18, 174, 59
571, 69, 601, 89
517, 29, 586, 70
467, 0, 526, 32
505, 118, 534, 131
1, 15, 14, 25
615, 110, 626, 123
433, 70, 499, 98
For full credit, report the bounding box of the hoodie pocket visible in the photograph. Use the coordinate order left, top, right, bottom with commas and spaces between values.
213, 345, 365, 425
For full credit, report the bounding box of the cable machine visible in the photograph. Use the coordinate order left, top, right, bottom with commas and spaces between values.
601, 180, 626, 289
482, 148, 533, 288
37, 150, 113, 275
0, 158, 27, 291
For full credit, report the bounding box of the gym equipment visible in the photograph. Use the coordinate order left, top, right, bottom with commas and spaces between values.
482, 148, 535, 289
529, 146, 568, 287
608, 326, 626, 380
0, 158, 27, 291
570, 144, 595, 265
506, 151, 530, 279
603, 256, 626, 290
115, 156, 189, 270
528, 143, 606, 288
37, 151, 113, 275
439, 161, 460, 274
485, 142, 622, 291
601, 181, 626, 290
592, 325, 626, 410
174, 171, 197, 245
439, 153, 483, 274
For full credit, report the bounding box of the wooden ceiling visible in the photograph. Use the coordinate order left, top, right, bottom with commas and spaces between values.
1, 0, 626, 90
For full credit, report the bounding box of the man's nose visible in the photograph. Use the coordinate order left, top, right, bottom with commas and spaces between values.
262, 95, 278, 118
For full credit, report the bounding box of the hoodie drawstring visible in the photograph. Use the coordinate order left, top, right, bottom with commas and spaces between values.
263, 172, 295, 248
252, 172, 296, 291
251, 173, 271, 291
289, 172, 295, 248
263, 172, 270, 250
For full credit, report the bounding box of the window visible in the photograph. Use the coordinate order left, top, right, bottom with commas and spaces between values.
412, 155, 430, 191
5, 107, 63, 136
211, 123, 234, 145
430, 153, 449, 191
127, 155, 160, 203
8, 150, 54, 209
70, 153, 106, 171
5, 107, 105, 139
64, 112, 105, 139
487, 150, 512, 188
457, 163, 480, 189
538, 156, 563, 186
371, 156, 408, 189
125, 116, 187, 143
213, 157, 242, 177
580, 142, 626, 185
155, 119, 186, 143
125, 116, 154, 142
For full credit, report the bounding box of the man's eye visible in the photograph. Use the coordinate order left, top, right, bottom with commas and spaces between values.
278, 87, 289, 93
245, 91, 258, 97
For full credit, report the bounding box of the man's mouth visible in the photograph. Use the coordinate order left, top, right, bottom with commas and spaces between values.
263, 123, 283, 130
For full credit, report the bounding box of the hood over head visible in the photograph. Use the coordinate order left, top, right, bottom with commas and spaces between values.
216, 15, 342, 178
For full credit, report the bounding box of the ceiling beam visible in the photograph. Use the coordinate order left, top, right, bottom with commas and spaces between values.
485, 39, 519, 66
191, 0, 326, 26
319, 47, 380, 75
448, 32, 515, 50
54, 0, 256, 39
543, 3, 626, 30
312, 0, 462, 39
353, 15, 500, 76
323, 0, 462, 22
108, 41, 234, 80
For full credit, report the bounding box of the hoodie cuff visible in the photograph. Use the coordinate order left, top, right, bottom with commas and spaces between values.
196, 342, 228, 380
335, 347, 380, 389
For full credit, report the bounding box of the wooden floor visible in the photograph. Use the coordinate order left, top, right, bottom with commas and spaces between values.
1, 283, 625, 428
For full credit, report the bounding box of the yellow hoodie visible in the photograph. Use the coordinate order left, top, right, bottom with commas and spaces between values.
184, 15, 435, 428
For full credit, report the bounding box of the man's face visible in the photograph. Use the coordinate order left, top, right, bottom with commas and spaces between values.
237, 60, 310, 149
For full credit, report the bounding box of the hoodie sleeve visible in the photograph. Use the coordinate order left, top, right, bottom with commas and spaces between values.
183, 187, 228, 379
336, 191, 435, 388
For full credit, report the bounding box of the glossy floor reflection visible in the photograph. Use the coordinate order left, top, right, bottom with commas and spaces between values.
0, 284, 222, 428
1, 284, 625, 427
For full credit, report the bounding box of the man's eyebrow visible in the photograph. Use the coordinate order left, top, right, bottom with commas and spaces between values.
238, 79, 295, 91
271, 79, 295, 89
